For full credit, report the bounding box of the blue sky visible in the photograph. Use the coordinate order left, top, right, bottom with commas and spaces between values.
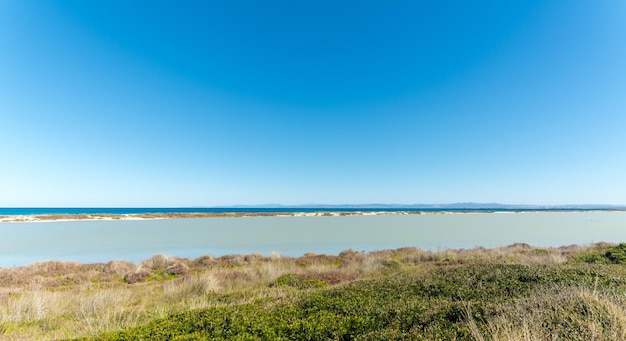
1, 1, 625, 206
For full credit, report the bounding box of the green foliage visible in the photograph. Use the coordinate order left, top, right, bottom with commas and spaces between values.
91, 263, 626, 341
605, 243, 626, 264
575, 243, 626, 264
271, 274, 328, 289
148, 269, 177, 281
575, 251, 610, 264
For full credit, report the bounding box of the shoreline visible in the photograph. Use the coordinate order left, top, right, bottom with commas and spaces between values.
1, 209, 625, 223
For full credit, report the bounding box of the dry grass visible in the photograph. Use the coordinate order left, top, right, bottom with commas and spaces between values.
468, 285, 626, 340
162, 272, 220, 302
0, 243, 613, 340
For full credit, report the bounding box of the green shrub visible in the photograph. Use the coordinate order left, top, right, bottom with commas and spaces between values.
270, 274, 328, 289
89, 261, 626, 340
576, 243, 626, 264
605, 243, 626, 264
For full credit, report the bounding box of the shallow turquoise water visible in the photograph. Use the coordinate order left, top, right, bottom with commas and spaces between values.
1, 212, 625, 267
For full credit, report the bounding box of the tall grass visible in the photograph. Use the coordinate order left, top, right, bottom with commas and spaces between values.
471, 285, 626, 340
163, 272, 220, 302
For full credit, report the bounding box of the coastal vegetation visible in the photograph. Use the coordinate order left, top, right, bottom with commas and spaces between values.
1, 243, 626, 340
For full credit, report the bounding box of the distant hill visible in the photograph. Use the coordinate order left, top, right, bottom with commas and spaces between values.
225, 203, 626, 210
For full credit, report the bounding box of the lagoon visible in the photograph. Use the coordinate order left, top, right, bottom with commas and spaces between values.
1, 211, 626, 267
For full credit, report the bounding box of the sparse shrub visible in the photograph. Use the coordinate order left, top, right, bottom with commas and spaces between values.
165, 262, 189, 276
218, 254, 245, 266
338, 249, 366, 265
140, 254, 171, 270
27, 260, 82, 275
243, 253, 265, 263
505, 242, 532, 250
296, 254, 341, 267
124, 271, 150, 284
193, 254, 216, 267
103, 261, 136, 278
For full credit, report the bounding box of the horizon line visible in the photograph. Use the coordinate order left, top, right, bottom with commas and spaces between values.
1, 203, 625, 209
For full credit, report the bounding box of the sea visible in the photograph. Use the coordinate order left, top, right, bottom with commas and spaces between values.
1, 208, 626, 268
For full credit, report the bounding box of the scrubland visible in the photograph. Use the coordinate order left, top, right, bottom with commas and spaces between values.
1, 243, 626, 340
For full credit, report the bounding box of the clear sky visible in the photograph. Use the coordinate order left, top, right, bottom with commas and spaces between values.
1, 1, 625, 207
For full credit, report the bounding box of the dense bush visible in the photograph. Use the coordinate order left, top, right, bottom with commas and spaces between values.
92, 263, 626, 340
576, 243, 626, 264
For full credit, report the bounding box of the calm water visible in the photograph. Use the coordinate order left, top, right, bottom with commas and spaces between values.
1, 212, 625, 267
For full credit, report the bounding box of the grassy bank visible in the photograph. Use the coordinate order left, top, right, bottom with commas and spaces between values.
2, 243, 626, 340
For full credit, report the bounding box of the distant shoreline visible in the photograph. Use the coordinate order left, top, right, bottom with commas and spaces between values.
1, 209, 625, 223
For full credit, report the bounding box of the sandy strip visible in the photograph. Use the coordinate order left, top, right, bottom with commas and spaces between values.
0, 214, 161, 223
0, 209, 622, 223
0, 211, 420, 223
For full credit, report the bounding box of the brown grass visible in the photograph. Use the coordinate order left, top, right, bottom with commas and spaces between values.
468, 285, 626, 340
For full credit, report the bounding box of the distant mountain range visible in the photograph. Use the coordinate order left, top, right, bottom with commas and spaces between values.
225, 203, 626, 210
